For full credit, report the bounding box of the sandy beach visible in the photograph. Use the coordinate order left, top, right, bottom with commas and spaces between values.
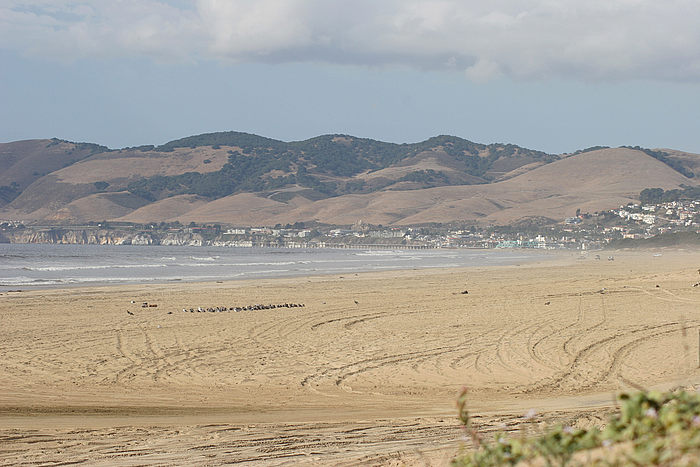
2, 249, 700, 465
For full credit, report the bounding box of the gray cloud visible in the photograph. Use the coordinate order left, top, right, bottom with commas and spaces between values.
2, 0, 700, 81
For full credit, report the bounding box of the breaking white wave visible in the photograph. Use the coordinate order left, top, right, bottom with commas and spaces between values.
0, 244, 553, 290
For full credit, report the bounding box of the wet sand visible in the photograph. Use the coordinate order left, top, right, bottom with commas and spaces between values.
1, 249, 700, 465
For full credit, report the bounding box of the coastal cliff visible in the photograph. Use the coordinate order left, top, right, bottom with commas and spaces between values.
2, 229, 204, 246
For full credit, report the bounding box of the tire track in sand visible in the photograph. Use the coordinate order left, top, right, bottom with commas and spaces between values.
522, 321, 689, 394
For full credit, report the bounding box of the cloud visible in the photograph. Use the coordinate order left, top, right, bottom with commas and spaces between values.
2, 0, 700, 81
0, 1, 202, 61
465, 59, 502, 83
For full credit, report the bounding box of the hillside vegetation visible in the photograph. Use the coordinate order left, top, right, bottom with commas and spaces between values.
127, 132, 557, 201
609, 231, 700, 248
0, 132, 698, 226
640, 185, 700, 204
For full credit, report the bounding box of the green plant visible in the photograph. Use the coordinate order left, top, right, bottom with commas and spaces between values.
453, 390, 700, 466
93, 181, 110, 191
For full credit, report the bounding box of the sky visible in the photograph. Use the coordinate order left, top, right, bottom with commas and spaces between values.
2, 0, 700, 154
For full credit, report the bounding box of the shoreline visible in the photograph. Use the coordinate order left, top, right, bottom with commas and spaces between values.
2, 248, 700, 464
0, 244, 564, 292
1, 251, 570, 295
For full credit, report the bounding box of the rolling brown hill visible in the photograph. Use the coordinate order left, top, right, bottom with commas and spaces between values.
170, 147, 694, 226
0, 139, 107, 206
0, 141, 243, 222
0, 134, 697, 226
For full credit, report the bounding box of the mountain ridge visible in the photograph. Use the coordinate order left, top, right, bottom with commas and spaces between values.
1, 132, 698, 226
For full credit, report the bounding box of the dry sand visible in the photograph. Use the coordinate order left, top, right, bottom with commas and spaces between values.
2, 249, 700, 465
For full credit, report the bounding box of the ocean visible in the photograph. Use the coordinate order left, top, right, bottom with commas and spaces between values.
0, 244, 552, 290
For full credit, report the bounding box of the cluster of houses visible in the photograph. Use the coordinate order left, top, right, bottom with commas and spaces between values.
620, 200, 700, 228
602, 200, 698, 239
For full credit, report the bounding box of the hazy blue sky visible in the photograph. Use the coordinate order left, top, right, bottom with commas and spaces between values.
2, 1, 700, 154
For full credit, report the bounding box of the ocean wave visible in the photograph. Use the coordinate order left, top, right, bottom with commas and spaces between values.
24, 264, 169, 272
246, 269, 291, 275
173, 261, 299, 268
353, 250, 406, 256
1, 274, 248, 287
0, 276, 66, 286
0, 245, 550, 290
0, 254, 29, 259
289, 257, 410, 264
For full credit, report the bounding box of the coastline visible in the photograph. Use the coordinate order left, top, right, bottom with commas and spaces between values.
2, 248, 700, 464
0, 244, 561, 291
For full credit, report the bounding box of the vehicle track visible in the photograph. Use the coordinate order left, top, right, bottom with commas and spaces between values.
562, 295, 607, 357
0, 409, 612, 466
522, 321, 688, 394
531, 297, 586, 365
301, 338, 483, 390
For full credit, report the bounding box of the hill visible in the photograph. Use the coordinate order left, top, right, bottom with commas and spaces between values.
0, 139, 107, 205
0, 133, 698, 226
180, 147, 692, 226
